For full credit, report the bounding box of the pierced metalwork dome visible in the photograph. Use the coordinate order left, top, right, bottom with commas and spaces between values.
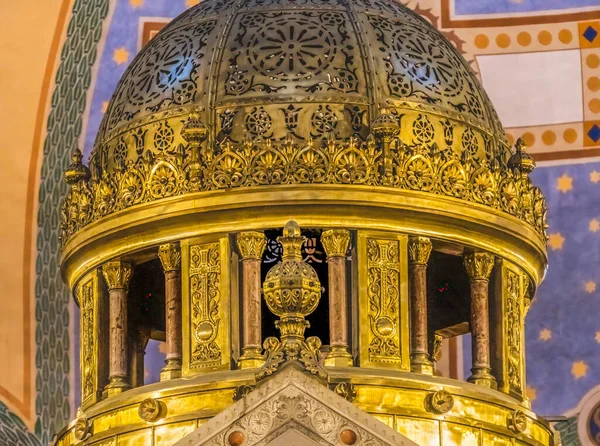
96, 0, 504, 154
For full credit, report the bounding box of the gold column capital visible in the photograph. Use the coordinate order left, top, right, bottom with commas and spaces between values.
236, 231, 266, 260
408, 236, 432, 265
158, 242, 182, 272
321, 229, 350, 258
102, 261, 133, 290
463, 251, 494, 281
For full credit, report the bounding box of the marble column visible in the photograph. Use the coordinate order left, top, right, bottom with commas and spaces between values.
408, 236, 433, 375
321, 229, 353, 367
236, 231, 266, 369
102, 260, 133, 397
158, 243, 183, 380
464, 251, 497, 389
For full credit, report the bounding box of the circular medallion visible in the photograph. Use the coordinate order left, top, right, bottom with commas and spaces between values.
194, 321, 214, 342
138, 398, 163, 422
429, 390, 454, 414
375, 317, 395, 337
246, 15, 337, 82
248, 411, 273, 435
73, 417, 90, 441
509, 409, 527, 434
312, 409, 335, 434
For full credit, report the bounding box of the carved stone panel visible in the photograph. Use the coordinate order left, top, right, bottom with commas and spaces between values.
182, 237, 231, 372
492, 259, 525, 400
357, 232, 409, 370
77, 269, 108, 408
173, 367, 417, 446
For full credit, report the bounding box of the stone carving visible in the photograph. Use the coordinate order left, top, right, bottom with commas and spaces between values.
189, 242, 222, 368
366, 238, 401, 363
173, 367, 417, 446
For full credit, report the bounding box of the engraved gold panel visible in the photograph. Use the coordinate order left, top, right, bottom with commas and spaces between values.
395, 417, 440, 446
441, 422, 479, 446
154, 421, 197, 445
77, 268, 108, 409
481, 430, 515, 445
493, 259, 526, 400
181, 236, 231, 374
357, 232, 409, 369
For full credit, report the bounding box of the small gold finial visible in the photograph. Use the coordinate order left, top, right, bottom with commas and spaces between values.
372, 107, 400, 140
64, 148, 91, 185
278, 220, 305, 261
508, 137, 535, 176
181, 107, 208, 145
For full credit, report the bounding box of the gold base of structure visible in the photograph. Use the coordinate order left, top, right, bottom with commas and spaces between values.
54, 369, 552, 446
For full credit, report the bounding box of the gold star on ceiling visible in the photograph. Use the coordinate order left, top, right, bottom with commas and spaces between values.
547, 233, 565, 251
591, 219, 600, 233
586, 281, 597, 294
186, 0, 200, 6
572, 360, 588, 380
102, 101, 109, 113
591, 171, 600, 184
113, 47, 129, 65
539, 329, 552, 341
556, 174, 573, 193
595, 332, 600, 343
129, 0, 143, 7
526, 385, 537, 402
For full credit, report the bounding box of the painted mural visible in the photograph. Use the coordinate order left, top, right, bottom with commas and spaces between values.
0, 0, 599, 444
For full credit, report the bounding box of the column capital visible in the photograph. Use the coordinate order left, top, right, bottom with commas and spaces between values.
463, 251, 494, 281
321, 229, 350, 258
102, 261, 133, 290
236, 231, 266, 260
158, 242, 181, 272
408, 236, 432, 265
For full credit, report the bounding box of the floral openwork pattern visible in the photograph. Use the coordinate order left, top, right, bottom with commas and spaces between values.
61, 131, 547, 246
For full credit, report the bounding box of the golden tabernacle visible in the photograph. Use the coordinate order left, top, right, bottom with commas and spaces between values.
55, 0, 554, 444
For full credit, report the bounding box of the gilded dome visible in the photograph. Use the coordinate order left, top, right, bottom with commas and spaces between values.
96, 0, 503, 152
61, 0, 547, 255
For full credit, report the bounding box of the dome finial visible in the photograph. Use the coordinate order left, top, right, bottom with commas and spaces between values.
64, 148, 91, 185
181, 107, 208, 146
508, 137, 535, 177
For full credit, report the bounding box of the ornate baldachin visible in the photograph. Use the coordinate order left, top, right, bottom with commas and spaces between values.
61, 120, 547, 246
